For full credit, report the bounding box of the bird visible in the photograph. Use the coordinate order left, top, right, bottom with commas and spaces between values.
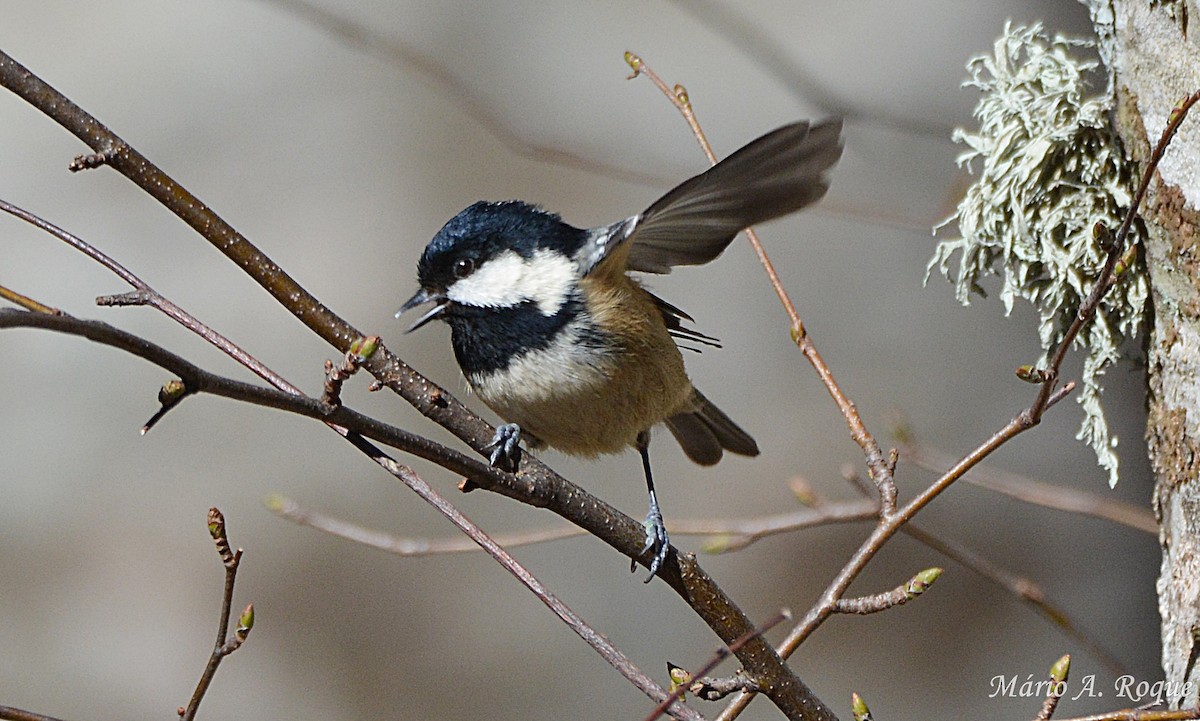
398, 118, 843, 581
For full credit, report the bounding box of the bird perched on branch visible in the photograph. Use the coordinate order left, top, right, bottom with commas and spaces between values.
400, 119, 843, 580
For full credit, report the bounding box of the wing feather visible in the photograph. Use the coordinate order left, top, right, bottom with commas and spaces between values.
626, 119, 842, 274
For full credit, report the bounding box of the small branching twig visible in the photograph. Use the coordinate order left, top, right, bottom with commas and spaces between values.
676, 669, 764, 703
1026, 90, 1200, 426
832, 567, 942, 615
181, 508, 254, 721
68, 148, 114, 171
643, 610, 790, 721
623, 52, 1110, 721
838, 466, 1128, 676
714, 86, 1196, 721
322, 335, 379, 408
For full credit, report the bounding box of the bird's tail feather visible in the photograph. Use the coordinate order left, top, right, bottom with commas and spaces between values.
665, 389, 759, 466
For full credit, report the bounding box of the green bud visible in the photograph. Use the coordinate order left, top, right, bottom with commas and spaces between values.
1050, 654, 1070, 683
351, 335, 379, 360
158, 379, 186, 404
907, 567, 943, 597
851, 691, 873, 721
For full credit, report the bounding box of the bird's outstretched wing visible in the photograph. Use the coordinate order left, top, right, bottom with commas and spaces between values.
583, 119, 843, 276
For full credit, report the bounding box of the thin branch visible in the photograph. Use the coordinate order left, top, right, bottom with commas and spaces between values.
269, 494, 880, 556
0, 708, 68, 721
831, 567, 942, 615
0, 197, 289, 388
902, 442, 1156, 534
1049, 710, 1200, 721
0, 50, 829, 721
625, 50, 896, 521
644, 610, 790, 721
268, 495, 584, 554
1028, 89, 1200, 424
833, 466, 1130, 678
0, 283, 61, 314
716, 381, 1076, 721
1033, 655, 1070, 721
900, 523, 1127, 678
0, 308, 505, 487
181, 508, 253, 721
355, 442, 703, 721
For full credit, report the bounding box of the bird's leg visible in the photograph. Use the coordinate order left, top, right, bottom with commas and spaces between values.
633, 430, 670, 582
485, 423, 523, 470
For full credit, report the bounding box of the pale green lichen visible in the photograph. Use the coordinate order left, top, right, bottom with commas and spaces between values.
927, 22, 1148, 487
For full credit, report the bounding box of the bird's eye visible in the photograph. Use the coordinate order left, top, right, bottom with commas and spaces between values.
452, 258, 475, 279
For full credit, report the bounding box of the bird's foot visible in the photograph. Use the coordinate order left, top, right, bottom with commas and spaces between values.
486, 423, 522, 470
633, 493, 670, 583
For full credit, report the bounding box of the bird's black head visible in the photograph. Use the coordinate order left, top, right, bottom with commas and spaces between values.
399, 200, 590, 337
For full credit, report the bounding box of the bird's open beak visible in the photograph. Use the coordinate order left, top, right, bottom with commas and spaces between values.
397, 288, 449, 333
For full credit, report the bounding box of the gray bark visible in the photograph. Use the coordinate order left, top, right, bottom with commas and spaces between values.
1086, 0, 1200, 704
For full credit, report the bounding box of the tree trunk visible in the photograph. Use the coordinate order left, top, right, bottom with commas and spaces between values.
1088, 0, 1200, 704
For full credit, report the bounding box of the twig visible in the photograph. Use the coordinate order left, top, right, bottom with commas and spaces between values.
1048, 710, 1200, 721
268, 494, 584, 554
1027, 89, 1200, 424
0, 307, 505, 488
625, 52, 896, 508
181, 508, 254, 721
902, 441, 1156, 534
836, 466, 1128, 677
1033, 655, 1070, 721
0, 708, 68, 721
268, 494, 880, 556
900, 523, 1127, 678
643, 610, 791, 721
0, 283, 61, 314
355, 442, 703, 721
0, 197, 288, 389
322, 336, 379, 408
832, 567, 942, 615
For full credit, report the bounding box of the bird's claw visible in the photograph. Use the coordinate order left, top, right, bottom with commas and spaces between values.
486, 423, 522, 470
633, 495, 670, 582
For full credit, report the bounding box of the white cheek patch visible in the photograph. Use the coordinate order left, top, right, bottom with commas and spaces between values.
447, 249, 575, 315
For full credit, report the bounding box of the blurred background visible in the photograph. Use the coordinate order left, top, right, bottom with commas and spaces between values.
0, 2, 1160, 720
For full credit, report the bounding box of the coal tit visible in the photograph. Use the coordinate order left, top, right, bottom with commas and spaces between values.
399, 119, 843, 580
